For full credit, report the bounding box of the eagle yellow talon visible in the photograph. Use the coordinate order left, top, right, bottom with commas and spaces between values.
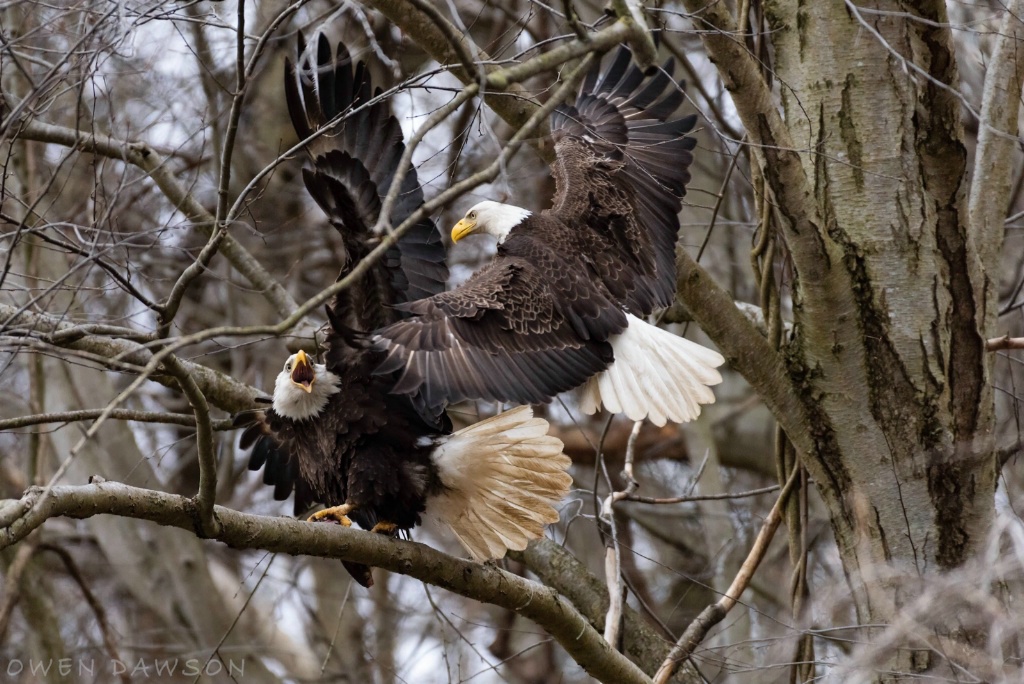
370, 521, 398, 535
307, 504, 354, 527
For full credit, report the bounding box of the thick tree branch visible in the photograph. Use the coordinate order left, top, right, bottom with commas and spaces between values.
969, 0, 1024, 276
0, 303, 260, 414
675, 249, 814, 463
515, 538, 702, 683
609, 0, 657, 69
679, 0, 831, 279
0, 482, 653, 684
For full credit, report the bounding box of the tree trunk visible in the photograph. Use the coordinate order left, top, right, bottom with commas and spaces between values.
675, 0, 1009, 675
760, 0, 996, 671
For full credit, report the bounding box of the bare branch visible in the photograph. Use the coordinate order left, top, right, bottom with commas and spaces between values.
0, 536, 36, 642
609, 0, 658, 69
674, 249, 814, 463
0, 303, 260, 414
0, 482, 654, 684
12, 119, 301, 320
653, 467, 800, 684
364, 0, 635, 162
601, 420, 642, 648
159, 0, 308, 335
0, 409, 235, 431
401, 0, 482, 81
987, 335, 1024, 352
163, 356, 220, 537
624, 483, 781, 505
36, 544, 130, 684
969, 0, 1024, 274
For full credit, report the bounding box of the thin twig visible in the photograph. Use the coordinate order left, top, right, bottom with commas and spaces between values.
374, 85, 479, 235
402, 0, 481, 81
624, 483, 781, 505
653, 467, 801, 684
36, 544, 130, 684
158, 0, 308, 334
193, 554, 276, 684
0, 304, 260, 415
14, 119, 300, 320
0, 213, 162, 312
0, 536, 36, 642
601, 420, 643, 648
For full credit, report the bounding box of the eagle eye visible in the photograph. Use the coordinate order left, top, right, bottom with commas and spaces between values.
469, 211, 477, 219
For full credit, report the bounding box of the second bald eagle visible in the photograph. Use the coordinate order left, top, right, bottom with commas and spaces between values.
375, 48, 725, 426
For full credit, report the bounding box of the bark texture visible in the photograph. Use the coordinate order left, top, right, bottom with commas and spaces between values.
680, 0, 1006, 675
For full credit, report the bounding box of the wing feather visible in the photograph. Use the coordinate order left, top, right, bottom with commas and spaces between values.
548, 46, 697, 315
234, 410, 317, 517
285, 33, 448, 333
374, 238, 621, 409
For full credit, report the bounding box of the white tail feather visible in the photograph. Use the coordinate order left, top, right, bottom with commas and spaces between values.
580, 314, 724, 426
428, 406, 572, 561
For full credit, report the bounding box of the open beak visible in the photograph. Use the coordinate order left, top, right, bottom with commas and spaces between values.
451, 217, 477, 243
290, 350, 315, 393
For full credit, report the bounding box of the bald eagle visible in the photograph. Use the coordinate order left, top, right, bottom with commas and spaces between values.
374, 47, 725, 426
239, 35, 572, 587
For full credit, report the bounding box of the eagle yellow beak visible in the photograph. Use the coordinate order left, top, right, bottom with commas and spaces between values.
291, 349, 315, 393
451, 217, 477, 243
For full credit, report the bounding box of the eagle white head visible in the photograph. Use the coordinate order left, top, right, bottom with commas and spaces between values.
272, 350, 341, 420
450, 200, 532, 245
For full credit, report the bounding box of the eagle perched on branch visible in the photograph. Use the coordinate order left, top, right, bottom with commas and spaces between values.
374, 46, 725, 426
239, 34, 572, 587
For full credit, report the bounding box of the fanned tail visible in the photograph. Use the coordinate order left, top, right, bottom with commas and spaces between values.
579, 314, 724, 426
427, 407, 572, 560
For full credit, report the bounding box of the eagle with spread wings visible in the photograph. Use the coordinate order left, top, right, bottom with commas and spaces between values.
374, 47, 725, 426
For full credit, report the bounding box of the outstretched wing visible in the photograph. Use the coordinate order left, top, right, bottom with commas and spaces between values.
286, 33, 448, 331
373, 232, 622, 410
236, 410, 317, 517
548, 46, 697, 315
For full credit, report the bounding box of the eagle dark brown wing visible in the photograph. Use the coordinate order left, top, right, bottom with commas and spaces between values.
237, 410, 317, 517
374, 230, 621, 409
286, 33, 448, 332
548, 46, 697, 315
243, 33, 451, 526
237, 406, 376, 588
